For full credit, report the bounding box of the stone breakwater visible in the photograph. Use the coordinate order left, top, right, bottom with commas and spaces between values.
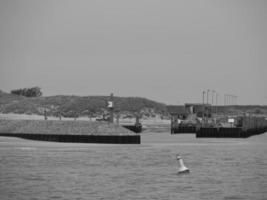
0, 119, 140, 144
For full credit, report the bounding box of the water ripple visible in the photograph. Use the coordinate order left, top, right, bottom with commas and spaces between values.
1, 133, 267, 200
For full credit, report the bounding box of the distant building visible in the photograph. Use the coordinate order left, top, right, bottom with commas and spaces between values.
185, 103, 211, 117
167, 103, 212, 119
166, 105, 187, 119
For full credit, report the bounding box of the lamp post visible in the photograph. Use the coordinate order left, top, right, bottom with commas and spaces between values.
212, 90, 215, 105
207, 89, 210, 104
202, 91, 206, 124
216, 93, 218, 122
203, 91, 206, 105
233, 95, 236, 105
234, 95, 238, 105
212, 90, 215, 114
224, 94, 227, 119
226, 94, 229, 106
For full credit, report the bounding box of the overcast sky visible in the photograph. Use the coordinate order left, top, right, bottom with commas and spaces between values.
0, 0, 266, 105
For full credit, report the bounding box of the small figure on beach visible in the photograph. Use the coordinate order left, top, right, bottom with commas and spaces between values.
176, 154, 190, 174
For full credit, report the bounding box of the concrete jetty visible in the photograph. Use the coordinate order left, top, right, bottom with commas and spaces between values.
196, 116, 267, 138
0, 119, 140, 144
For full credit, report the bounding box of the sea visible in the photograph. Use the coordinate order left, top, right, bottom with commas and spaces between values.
0, 132, 267, 200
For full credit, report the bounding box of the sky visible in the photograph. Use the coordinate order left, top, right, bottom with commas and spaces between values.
0, 0, 266, 105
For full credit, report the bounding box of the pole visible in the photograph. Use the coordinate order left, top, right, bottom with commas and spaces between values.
212, 90, 215, 105
224, 94, 226, 119
212, 90, 215, 115
202, 91, 206, 125
203, 91, 206, 105
207, 89, 210, 104
216, 93, 218, 122
234, 95, 237, 105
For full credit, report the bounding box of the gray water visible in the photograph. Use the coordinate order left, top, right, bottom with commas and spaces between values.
1, 133, 267, 200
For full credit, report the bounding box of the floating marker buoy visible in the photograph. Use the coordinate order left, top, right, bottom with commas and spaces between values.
176, 154, 190, 174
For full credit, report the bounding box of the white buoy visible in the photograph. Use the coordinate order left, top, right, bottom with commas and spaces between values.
176, 154, 190, 174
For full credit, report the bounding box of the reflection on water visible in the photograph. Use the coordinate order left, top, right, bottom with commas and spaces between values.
1, 133, 267, 200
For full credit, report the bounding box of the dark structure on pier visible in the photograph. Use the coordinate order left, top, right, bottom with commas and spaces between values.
168, 104, 267, 138
169, 103, 211, 134
122, 122, 142, 133
196, 116, 267, 138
